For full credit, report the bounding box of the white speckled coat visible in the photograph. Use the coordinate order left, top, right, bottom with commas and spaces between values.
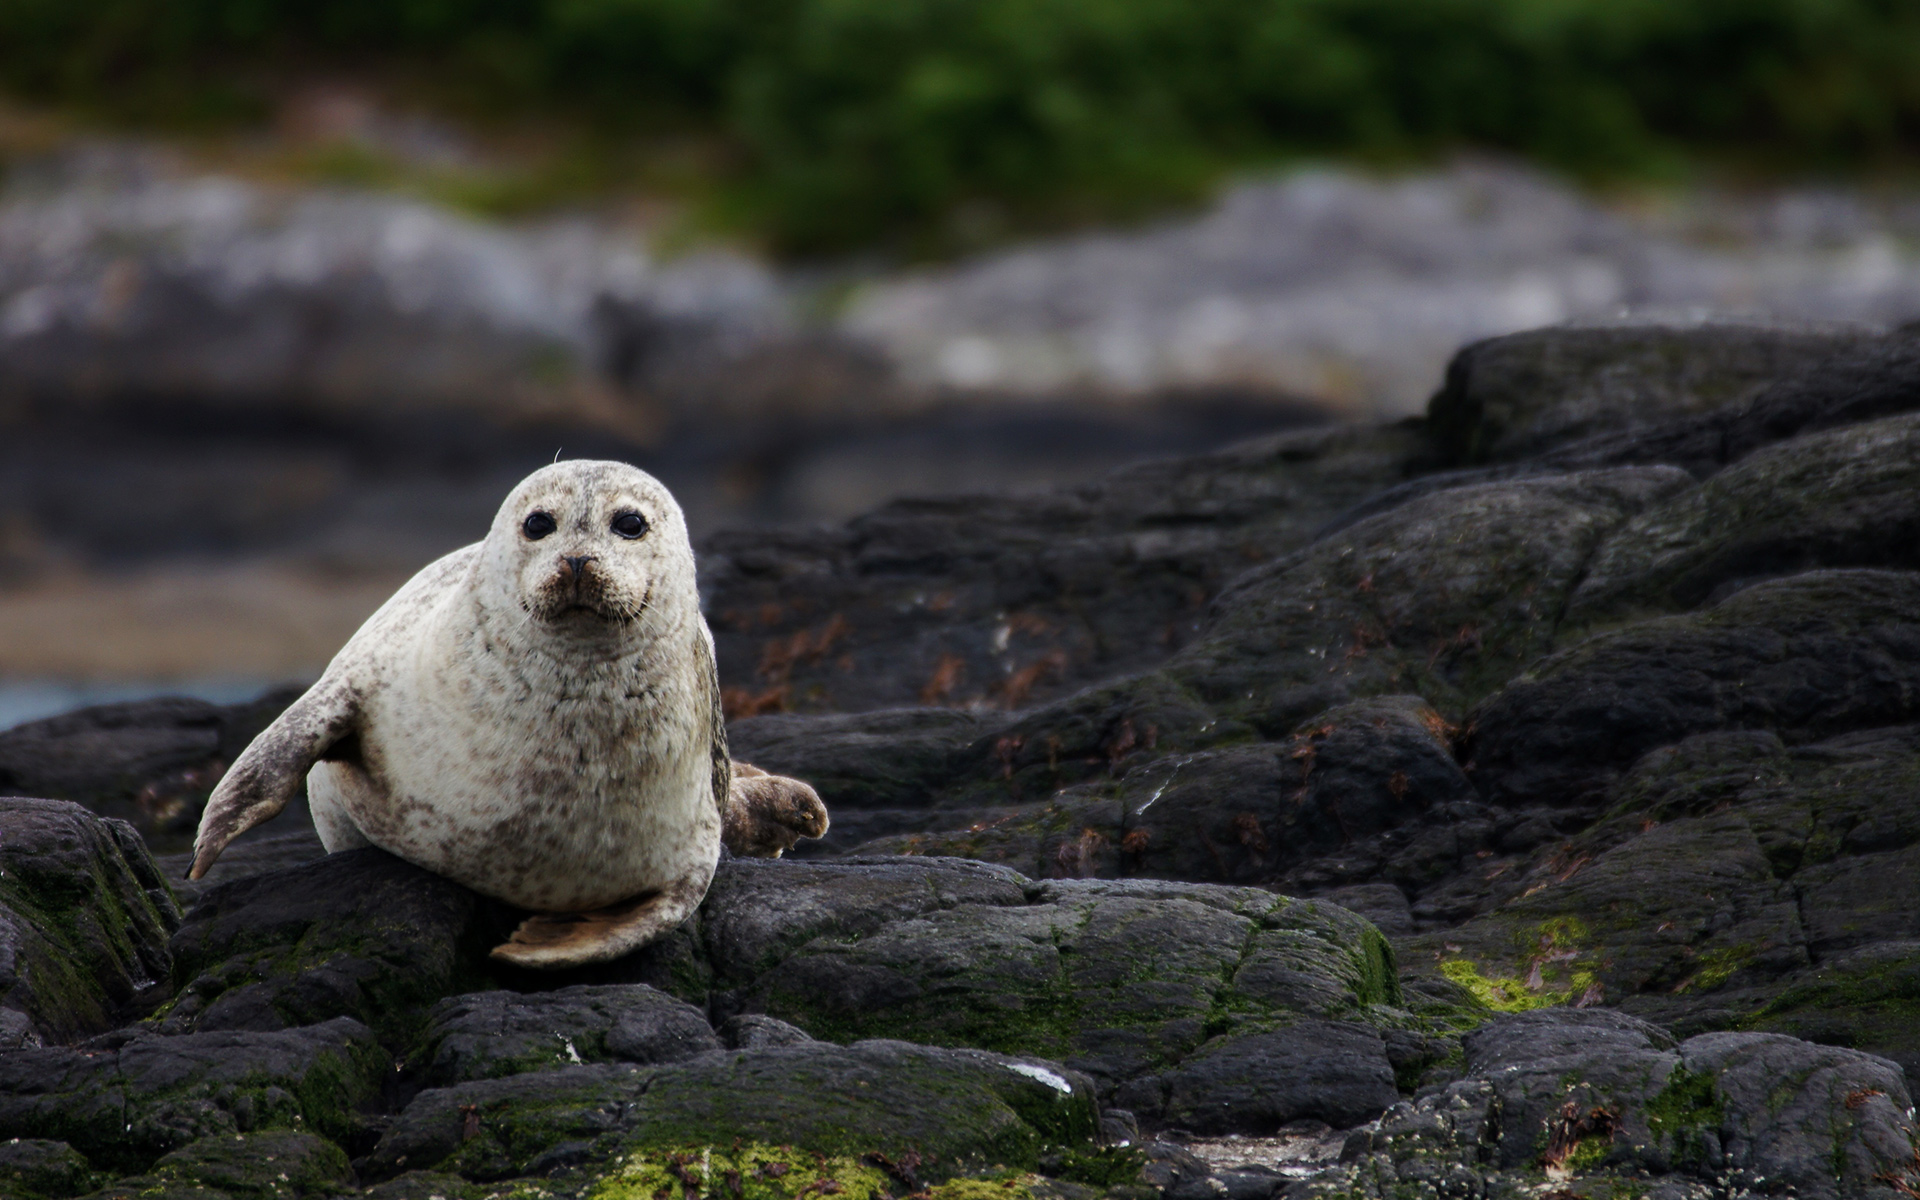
191, 460, 727, 948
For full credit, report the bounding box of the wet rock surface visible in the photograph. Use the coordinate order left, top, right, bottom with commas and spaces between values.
8, 318, 1920, 1196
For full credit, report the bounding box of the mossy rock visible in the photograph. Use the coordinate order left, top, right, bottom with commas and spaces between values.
1409, 812, 1804, 1016
0, 1138, 94, 1198
740, 874, 1406, 1128
411, 985, 721, 1086
1415, 720, 1920, 1073
697, 857, 1029, 995
105, 1131, 355, 1198
158, 848, 495, 1046
365, 1041, 1102, 1186
1323, 1011, 1917, 1200
0, 798, 181, 1043
1739, 940, 1920, 1080
0, 1018, 388, 1175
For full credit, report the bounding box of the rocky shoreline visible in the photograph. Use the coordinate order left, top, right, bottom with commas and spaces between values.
5, 316, 1920, 1198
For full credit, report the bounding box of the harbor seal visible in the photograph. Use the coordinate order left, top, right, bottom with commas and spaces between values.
188, 459, 828, 968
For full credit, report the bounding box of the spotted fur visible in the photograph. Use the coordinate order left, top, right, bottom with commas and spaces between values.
191, 461, 729, 967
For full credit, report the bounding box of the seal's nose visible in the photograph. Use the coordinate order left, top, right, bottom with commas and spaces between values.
562, 555, 596, 577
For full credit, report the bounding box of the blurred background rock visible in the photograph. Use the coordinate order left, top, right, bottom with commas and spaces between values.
2, 0, 1920, 722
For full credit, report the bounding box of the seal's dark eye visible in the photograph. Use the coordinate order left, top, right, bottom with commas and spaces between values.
523, 512, 556, 540
611, 511, 649, 540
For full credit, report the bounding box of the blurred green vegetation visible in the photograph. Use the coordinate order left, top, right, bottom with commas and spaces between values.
4, 0, 1919, 253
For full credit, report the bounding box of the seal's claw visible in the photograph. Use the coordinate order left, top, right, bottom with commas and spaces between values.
724, 763, 830, 858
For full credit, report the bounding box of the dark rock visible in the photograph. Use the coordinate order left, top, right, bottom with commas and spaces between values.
1314, 886, 1413, 937
1565, 411, 1920, 629
0, 797, 180, 1042
0, 1008, 43, 1049
728, 707, 990, 816
0, 1017, 386, 1174
1742, 940, 1920, 1080
1173, 467, 1690, 734
1468, 569, 1920, 808
1157, 1021, 1400, 1134
698, 856, 1029, 997
0, 692, 301, 850
717, 1014, 814, 1050
1719, 329, 1920, 461
735, 873, 1400, 1118
1676, 1032, 1916, 1197
1461, 1007, 1675, 1075
1530, 328, 1920, 478
1214, 1169, 1282, 1200
0, 1139, 93, 1198
159, 848, 489, 1044
1425, 320, 1871, 467
153, 830, 327, 911
360, 1171, 472, 1199
1328, 1014, 1918, 1200
1110, 694, 1471, 888
851, 696, 1476, 898
414, 984, 720, 1086
1139, 1141, 1213, 1200
364, 1040, 1101, 1184
704, 423, 1430, 717
785, 466, 1686, 830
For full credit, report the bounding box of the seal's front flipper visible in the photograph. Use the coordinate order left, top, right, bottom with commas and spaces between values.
490, 870, 712, 970
190, 680, 360, 880
723, 762, 829, 859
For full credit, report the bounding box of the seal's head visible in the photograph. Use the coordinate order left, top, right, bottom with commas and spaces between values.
480, 460, 694, 634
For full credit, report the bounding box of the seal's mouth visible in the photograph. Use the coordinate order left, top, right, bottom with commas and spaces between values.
528, 570, 650, 625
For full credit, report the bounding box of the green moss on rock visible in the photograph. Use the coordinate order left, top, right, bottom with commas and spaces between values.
1644, 1066, 1723, 1166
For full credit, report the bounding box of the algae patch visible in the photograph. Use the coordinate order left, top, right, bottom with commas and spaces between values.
1438, 917, 1600, 1012
589, 1144, 894, 1200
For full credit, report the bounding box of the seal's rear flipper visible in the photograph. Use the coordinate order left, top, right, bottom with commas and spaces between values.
490, 870, 711, 969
